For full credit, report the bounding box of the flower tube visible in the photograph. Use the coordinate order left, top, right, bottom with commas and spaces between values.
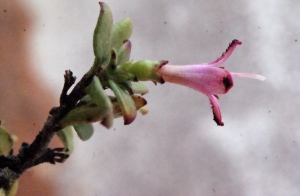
157, 40, 266, 126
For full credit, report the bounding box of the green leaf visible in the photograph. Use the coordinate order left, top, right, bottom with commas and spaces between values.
111, 17, 133, 50
112, 61, 135, 83
131, 81, 148, 95
93, 2, 113, 67
57, 126, 74, 154
117, 82, 134, 95
59, 95, 147, 127
6, 180, 18, 196
73, 124, 94, 141
59, 102, 105, 128
87, 76, 114, 128
118, 60, 133, 71
117, 40, 131, 65
0, 125, 13, 156
0, 124, 18, 196
108, 79, 137, 125
80, 94, 92, 104
110, 95, 147, 119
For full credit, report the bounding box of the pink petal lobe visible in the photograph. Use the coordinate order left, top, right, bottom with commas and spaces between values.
204, 39, 242, 67
207, 94, 224, 126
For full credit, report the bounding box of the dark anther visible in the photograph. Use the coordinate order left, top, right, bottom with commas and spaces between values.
229, 39, 239, 46
223, 76, 233, 92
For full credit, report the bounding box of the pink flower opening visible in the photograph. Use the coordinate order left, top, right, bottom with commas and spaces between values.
157, 40, 266, 126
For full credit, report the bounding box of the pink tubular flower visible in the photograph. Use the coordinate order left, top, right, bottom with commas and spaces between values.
157, 40, 266, 126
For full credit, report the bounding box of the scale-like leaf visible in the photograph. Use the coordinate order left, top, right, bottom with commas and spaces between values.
57, 126, 74, 154
131, 81, 149, 95
73, 124, 94, 141
117, 40, 131, 65
108, 79, 136, 125
87, 76, 114, 128
60, 95, 147, 127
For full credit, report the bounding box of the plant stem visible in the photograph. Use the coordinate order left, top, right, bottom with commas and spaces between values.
0, 69, 94, 189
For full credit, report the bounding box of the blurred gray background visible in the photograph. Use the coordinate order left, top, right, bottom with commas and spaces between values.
6, 0, 300, 195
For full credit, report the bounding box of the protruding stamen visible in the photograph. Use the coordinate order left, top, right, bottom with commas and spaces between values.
231, 73, 266, 81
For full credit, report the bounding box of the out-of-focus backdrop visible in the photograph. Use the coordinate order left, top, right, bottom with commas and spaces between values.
1, 0, 300, 195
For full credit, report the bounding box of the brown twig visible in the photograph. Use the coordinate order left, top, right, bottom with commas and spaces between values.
0, 69, 94, 189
